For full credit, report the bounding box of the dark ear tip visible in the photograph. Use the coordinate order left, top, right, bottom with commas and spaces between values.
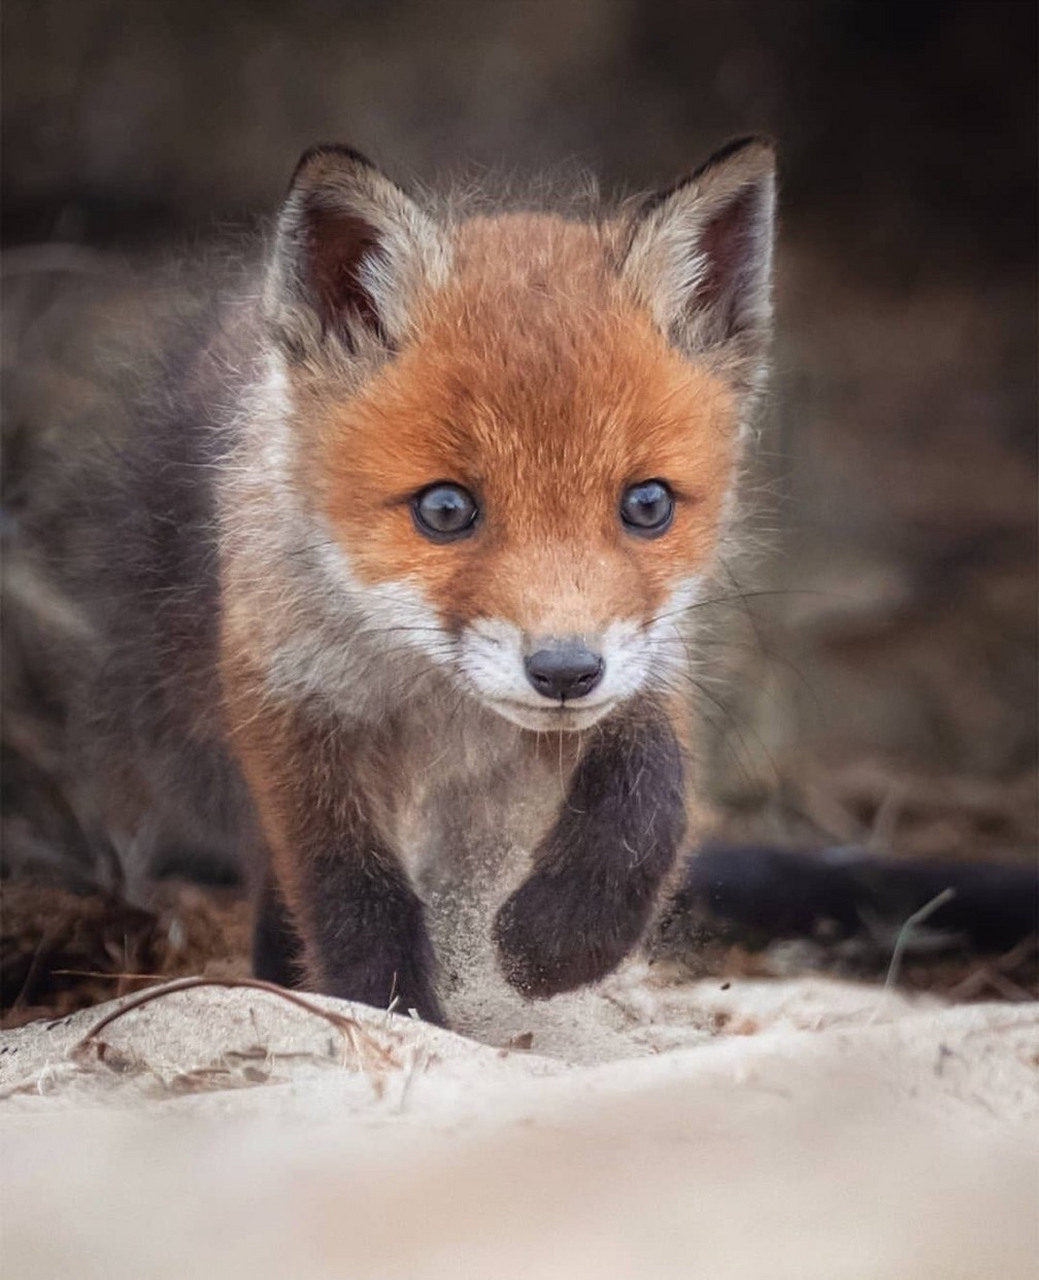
289, 143, 376, 191
638, 135, 777, 220
692, 135, 777, 182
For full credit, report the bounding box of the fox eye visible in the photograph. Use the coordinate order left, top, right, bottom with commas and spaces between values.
412, 483, 479, 541
620, 480, 674, 536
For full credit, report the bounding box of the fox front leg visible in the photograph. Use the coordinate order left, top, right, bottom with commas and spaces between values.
493, 704, 686, 998
227, 681, 445, 1024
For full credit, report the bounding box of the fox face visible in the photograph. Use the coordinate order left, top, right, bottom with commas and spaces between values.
263, 142, 775, 730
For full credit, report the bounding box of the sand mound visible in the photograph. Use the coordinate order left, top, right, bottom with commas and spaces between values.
1, 967, 1036, 1279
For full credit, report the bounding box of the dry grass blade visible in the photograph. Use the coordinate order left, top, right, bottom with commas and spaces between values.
51, 969, 170, 982
882, 888, 957, 997
867, 887, 958, 1026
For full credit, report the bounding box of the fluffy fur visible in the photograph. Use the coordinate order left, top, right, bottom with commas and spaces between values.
2, 138, 777, 1020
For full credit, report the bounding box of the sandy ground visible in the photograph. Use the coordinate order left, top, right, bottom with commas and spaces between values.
1, 965, 1037, 1279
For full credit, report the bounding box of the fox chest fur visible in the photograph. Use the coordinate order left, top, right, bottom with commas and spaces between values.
5, 138, 776, 1025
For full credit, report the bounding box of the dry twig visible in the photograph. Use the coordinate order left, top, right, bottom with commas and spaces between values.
70, 976, 401, 1073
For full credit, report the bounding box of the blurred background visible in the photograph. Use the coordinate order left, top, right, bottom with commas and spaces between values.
2, 0, 1036, 1015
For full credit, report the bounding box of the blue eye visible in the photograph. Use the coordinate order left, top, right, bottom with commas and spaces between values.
620, 480, 674, 535
412, 483, 479, 540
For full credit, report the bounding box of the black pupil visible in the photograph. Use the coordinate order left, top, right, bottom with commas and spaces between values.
622, 481, 672, 530
416, 484, 476, 535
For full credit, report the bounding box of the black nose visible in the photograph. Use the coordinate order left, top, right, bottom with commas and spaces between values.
524, 644, 604, 702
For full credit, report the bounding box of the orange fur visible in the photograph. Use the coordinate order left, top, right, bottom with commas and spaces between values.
308, 214, 738, 636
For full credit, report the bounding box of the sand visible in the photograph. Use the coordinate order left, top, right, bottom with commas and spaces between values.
1, 962, 1037, 1279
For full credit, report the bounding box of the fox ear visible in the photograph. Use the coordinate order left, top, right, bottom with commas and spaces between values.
621, 137, 776, 388
265, 145, 449, 361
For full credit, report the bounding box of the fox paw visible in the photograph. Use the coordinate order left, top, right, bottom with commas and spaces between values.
492, 878, 630, 999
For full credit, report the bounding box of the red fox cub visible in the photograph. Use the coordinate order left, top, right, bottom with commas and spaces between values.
4, 138, 776, 1023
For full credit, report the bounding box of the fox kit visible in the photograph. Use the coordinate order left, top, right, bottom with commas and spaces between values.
3, 138, 776, 1024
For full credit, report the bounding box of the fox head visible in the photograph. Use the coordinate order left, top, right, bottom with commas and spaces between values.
262, 140, 776, 730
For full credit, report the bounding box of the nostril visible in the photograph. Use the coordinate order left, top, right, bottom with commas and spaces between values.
524, 645, 604, 702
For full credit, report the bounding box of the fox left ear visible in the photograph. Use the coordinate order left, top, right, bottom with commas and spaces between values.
265, 145, 450, 364
621, 136, 776, 390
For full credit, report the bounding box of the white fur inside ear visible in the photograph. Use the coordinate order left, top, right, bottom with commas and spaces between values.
354, 205, 450, 343
622, 140, 776, 369
265, 151, 451, 363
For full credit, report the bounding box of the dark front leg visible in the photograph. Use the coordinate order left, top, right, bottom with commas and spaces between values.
493, 702, 686, 998
301, 849, 443, 1023
252, 871, 305, 988
253, 858, 441, 1021
269, 784, 443, 1023
229, 681, 444, 1024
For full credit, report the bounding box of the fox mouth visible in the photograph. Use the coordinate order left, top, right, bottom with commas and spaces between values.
452, 617, 660, 733
484, 695, 619, 732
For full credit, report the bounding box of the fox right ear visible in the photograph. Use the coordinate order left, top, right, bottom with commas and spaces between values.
621, 136, 777, 394
265, 145, 450, 363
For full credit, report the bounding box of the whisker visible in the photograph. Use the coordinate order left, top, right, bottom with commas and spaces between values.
645, 585, 852, 631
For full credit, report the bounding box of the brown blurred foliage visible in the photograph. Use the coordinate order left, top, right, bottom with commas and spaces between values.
2, 0, 1036, 862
